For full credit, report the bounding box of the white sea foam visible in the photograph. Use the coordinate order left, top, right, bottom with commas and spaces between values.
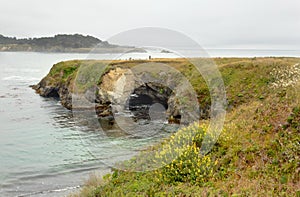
4, 68, 41, 73
2, 75, 40, 81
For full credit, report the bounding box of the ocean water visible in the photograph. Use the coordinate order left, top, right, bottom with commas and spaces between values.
0, 52, 174, 197
0, 52, 108, 196
0, 50, 299, 196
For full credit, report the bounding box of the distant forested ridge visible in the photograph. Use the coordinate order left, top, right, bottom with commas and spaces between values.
0, 34, 140, 53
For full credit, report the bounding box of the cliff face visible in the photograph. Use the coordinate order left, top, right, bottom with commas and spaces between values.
32, 76, 73, 109
32, 60, 80, 109
32, 59, 201, 124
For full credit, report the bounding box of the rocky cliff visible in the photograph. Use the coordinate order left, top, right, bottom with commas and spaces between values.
32, 59, 209, 124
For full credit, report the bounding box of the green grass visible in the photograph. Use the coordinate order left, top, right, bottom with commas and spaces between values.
46, 57, 300, 196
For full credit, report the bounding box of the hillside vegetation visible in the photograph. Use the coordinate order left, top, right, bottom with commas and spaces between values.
49, 57, 300, 196
0, 34, 138, 53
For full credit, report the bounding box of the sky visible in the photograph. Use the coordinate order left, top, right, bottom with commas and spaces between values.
1, 0, 300, 49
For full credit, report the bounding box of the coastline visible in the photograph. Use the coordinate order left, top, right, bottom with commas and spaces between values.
1, 55, 299, 196
61, 57, 299, 196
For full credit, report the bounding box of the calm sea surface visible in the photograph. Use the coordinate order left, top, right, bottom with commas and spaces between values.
0, 50, 299, 196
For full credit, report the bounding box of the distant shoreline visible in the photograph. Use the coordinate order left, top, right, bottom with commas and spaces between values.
0, 33, 146, 54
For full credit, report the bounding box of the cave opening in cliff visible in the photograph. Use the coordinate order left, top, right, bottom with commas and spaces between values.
127, 83, 175, 121
47, 87, 60, 98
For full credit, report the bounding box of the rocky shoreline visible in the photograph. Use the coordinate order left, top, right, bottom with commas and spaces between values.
32, 59, 208, 124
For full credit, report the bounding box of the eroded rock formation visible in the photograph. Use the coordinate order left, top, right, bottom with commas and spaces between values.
32, 60, 201, 124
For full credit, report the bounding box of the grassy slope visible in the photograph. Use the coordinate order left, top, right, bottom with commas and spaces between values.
57, 57, 300, 197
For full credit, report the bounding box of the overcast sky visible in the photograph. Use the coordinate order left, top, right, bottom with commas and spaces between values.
1, 0, 300, 49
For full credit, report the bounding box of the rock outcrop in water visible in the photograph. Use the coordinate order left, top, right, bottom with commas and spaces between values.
32, 59, 206, 124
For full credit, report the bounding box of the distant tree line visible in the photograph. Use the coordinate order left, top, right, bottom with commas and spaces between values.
0, 34, 113, 48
